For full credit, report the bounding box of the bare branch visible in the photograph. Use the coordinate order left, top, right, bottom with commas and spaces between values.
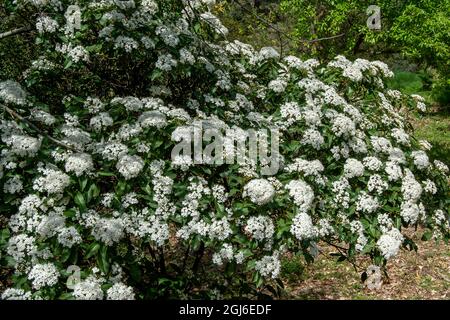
303, 33, 345, 43
1, 103, 80, 151
0, 26, 32, 40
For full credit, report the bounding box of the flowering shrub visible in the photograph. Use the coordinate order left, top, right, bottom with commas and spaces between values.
0, 0, 449, 300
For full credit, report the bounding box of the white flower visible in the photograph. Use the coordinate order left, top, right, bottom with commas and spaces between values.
36, 15, 59, 34
90, 112, 113, 131
385, 161, 402, 181
343, 158, 364, 178
391, 128, 410, 146
400, 201, 421, 224
106, 283, 135, 300
33, 167, 70, 194
367, 174, 388, 195
255, 252, 281, 278
171, 155, 193, 171
332, 178, 350, 208
91, 217, 125, 245
371, 136, 392, 154
317, 219, 334, 237
65, 153, 94, 176
411, 151, 429, 170
423, 179, 437, 194
73, 276, 104, 300
356, 192, 379, 214
245, 216, 274, 241
243, 179, 275, 206
3, 176, 23, 194
156, 54, 177, 71
209, 217, 232, 241
57, 227, 82, 248
290, 211, 317, 240
212, 243, 234, 266
200, 12, 228, 36
268, 79, 288, 93
285, 158, 324, 177
401, 169, 422, 202
56, 43, 89, 63
301, 129, 324, 150
1, 288, 32, 300
99, 141, 128, 161
434, 160, 448, 174
5, 135, 41, 157
116, 155, 144, 180
350, 221, 367, 252
0, 80, 27, 105
363, 157, 383, 171
377, 228, 403, 259
434, 209, 448, 226
331, 114, 356, 137
285, 180, 314, 211
114, 36, 139, 52
28, 263, 59, 289
411, 94, 427, 112
179, 48, 195, 65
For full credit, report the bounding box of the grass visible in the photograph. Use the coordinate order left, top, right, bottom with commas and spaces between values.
413, 111, 450, 165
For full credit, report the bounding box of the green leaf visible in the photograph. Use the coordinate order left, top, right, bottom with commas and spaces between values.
64, 59, 73, 69
85, 243, 100, 259
0, 228, 10, 245
58, 292, 74, 300
79, 178, 88, 192
74, 192, 86, 211
86, 184, 100, 203
97, 245, 110, 274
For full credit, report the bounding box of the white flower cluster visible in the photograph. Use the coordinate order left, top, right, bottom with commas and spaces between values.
1, 0, 448, 299
255, 252, 281, 279
331, 177, 350, 209
28, 263, 60, 289
367, 174, 388, 195
65, 153, 94, 176
0, 80, 27, 106
3, 176, 23, 194
36, 15, 59, 34
243, 179, 275, 206
356, 192, 379, 214
285, 180, 314, 212
3, 134, 41, 157
116, 154, 144, 180
350, 221, 368, 252
106, 283, 135, 300
344, 158, 364, 178
55, 43, 89, 63
33, 166, 70, 194
244, 216, 274, 241
73, 276, 104, 300
290, 212, 317, 241
377, 228, 404, 259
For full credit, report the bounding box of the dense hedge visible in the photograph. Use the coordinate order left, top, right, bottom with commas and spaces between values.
0, 0, 448, 300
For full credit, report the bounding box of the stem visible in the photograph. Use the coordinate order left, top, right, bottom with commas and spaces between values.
181, 245, 190, 274
158, 247, 166, 275
192, 241, 205, 275
0, 26, 32, 40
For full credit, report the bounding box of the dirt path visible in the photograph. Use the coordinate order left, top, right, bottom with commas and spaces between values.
283, 229, 450, 300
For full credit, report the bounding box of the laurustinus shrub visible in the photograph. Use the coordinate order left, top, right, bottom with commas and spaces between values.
0, 0, 448, 300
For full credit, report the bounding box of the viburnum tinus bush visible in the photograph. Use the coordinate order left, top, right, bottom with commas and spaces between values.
0, 0, 448, 300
